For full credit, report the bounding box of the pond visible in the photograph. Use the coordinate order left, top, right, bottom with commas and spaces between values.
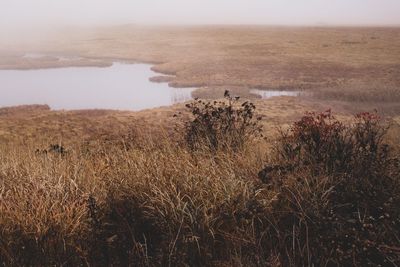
0, 63, 195, 111
250, 89, 300, 99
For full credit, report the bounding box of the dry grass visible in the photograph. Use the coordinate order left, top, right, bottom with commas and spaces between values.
0, 100, 399, 266
0, 97, 316, 145
0, 130, 270, 265
0, 26, 400, 265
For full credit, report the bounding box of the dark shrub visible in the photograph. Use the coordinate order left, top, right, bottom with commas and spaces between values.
183, 90, 262, 151
276, 109, 389, 176
261, 110, 400, 266
49, 144, 67, 155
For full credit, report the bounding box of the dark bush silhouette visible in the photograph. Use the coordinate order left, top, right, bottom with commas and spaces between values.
275, 109, 390, 176
35, 144, 67, 156
259, 110, 400, 266
49, 144, 67, 155
184, 90, 262, 151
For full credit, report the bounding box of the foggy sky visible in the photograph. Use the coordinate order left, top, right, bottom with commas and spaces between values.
1, 0, 400, 29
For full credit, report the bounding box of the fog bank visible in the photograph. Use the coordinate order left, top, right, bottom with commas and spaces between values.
1, 0, 399, 32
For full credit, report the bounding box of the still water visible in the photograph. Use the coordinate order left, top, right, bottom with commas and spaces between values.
250, 89, 300, 99
0, 63, 194, 111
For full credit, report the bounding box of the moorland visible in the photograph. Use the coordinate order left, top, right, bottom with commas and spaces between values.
0, 26, 399, 266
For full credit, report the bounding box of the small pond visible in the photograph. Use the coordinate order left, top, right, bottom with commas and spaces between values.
250, 89, 300, 99
0, 63, 195, 111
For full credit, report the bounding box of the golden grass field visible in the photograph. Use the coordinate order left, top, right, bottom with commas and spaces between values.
0, 26, 400, 266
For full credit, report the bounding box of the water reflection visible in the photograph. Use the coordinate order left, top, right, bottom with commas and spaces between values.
250, 89, 300, 99
0, 63, 195, 111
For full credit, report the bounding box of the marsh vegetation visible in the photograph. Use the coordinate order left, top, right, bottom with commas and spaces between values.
0, 25, 400, 266
0, 92, 399, 266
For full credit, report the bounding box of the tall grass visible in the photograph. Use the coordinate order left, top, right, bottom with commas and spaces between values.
0, 137, 270, 266
0, 100, 399, 266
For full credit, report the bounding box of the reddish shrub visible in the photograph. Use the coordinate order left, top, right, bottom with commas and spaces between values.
261, 110, 400, 266
277, 110, 389, 176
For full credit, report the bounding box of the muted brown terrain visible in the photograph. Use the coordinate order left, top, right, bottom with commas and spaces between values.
0, 25, 400, 149
0, 98, 319, 145
0, 26, 400, 265
1, 26, 400, 106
